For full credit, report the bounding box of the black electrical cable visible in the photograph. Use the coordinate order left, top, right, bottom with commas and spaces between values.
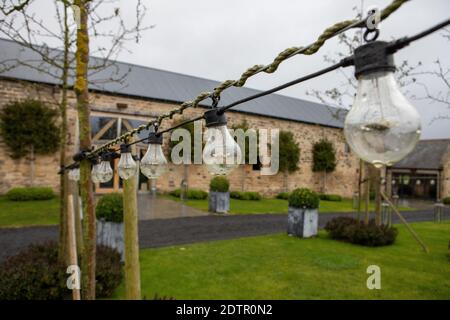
388, 17, 450, 52
137, 58, 353, 136
156, 115, 205, 135
218, 57, 353, 114
61, 18, 450, 173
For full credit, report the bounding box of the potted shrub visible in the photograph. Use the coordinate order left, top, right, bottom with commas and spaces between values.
209, 176, 230, 213
96, 193, 124, 261
287, 188, 320, 238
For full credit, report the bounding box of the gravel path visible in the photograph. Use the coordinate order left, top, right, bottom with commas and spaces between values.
0, 210, 439, 262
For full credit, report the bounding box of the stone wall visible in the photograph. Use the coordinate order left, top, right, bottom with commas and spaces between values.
0, 78, 360, 197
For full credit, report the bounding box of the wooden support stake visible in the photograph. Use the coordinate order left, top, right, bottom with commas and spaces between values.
123, 175, 141, 300
374, 168, 382, 226
357, 159, 363, 220
67, 194, 81, 300
70, 180, 84, 258
364, 164, 370, 225
380, 191, 429, 253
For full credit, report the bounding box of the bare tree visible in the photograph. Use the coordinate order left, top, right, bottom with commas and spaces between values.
0, 0, 150, 299
305, 7, 421, 113
0, 0, 31, 17
0, 0, 77, 263
408, 29, 450, 122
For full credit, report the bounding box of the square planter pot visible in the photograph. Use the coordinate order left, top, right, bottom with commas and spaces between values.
209, 191, 230, 213
287, 207, 318, 238
96, 219, 124, 261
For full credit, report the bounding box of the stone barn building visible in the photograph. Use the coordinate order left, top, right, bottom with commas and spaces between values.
386, 139, 450, 201
0, 38, 362, 197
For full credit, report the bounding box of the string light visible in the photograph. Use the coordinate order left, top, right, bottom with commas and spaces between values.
344, 41, 421, 168
140, 132, 168, 179
202, 108, 242, 175
68, 165, 80, 181
118, 144, 137, 180
90, 157, 101, 184
60, 17, 450, 178
95, 152, 115, 183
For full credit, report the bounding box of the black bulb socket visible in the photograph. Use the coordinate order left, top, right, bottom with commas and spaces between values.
148, 132, 163, 145
354, 41, 396, 78
204, 109, 227, 128
101, 151, 118, 161
73, 151, 87, 162
120, 143, 132, 153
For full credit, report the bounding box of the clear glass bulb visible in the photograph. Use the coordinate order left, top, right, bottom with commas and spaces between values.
118, 152, 137, 180
68, 168, 80, 181
202, 124, 242, 175
96, 160, 114, 183
91, 163, 101, 184
140, 143, 167, 179
344, 71, 421, 168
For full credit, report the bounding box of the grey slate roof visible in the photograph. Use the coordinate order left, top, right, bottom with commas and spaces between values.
393, 139, 450, 170
0, 37, 345, 128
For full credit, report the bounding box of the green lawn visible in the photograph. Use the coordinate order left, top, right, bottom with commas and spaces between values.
0, 196, 59, 227
166, 195, 413, 214
113, 222, 450, 300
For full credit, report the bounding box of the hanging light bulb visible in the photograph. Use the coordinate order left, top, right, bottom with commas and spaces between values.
344, 41, 421, 168
68, 166, 80, 181
118, 143, 137, 180
91, 157, 101, 184
140, 132, 167, 179
202, 109, 242, 175
96, 152, 114, 183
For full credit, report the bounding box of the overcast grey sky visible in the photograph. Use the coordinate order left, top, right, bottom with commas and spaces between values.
31, 0, 450, 138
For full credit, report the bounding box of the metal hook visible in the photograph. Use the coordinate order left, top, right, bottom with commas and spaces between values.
364, 28, 380, 42
151, 122, 159, 133
364, 6, 380, 43
210, 94, 220, 108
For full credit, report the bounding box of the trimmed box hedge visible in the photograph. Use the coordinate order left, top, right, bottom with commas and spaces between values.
209, 176, 230, 192
230, 191, 262, 201
169, 189, 208, 200
443, 196, 450, 205
288, 188, 320, 209
6, 187, 55, 201
96, 193, 124, 223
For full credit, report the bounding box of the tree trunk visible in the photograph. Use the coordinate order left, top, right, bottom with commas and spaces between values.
70, 179, 84, 259
74, 0, 96, 300
58, 1, 70, 264
364, 163, 370, 225
123, 176, 141, 299
67, 194, 81, 300
357, 159, 363, 220
373, 166, 382, 226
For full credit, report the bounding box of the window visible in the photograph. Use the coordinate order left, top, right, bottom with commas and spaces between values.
123, 118, 152, 140
90, 116, 117, 140
90, 116, 153, 142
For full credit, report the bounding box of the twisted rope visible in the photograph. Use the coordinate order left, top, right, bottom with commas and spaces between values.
87, 0, 409, 157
